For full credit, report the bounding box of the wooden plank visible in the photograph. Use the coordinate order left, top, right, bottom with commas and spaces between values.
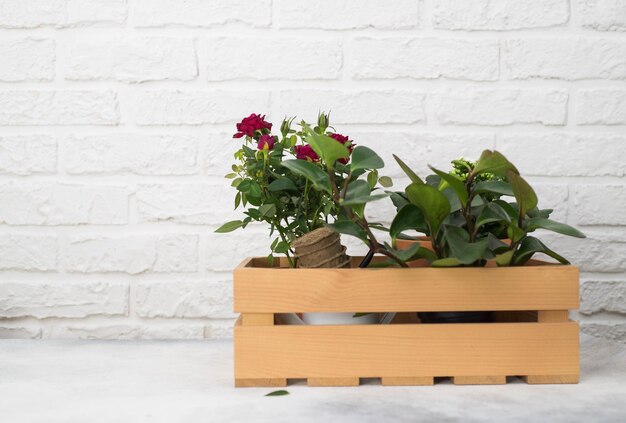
307, 377, 359, 387
235, 378, 287, 388
234, 322, 579, 380
537, 310, 569, 322
524, 375, 579, 384
453, 376, 506, 385
241, 313, 274, 326
381, 377, 434, 386
234, 257, 579, 313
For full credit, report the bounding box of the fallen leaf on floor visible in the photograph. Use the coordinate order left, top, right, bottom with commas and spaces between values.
265, 390, 289, 397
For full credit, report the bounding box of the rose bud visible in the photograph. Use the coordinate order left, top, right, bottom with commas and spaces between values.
317, 111, 330, 132
257, 134, 276, 151
294, 145, 320, 162
233, 113, 272, 139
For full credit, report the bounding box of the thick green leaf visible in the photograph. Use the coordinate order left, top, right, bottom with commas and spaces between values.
268, 178, 298, 192
389, 191, 409, 210
507, 224, 526, 243
378, 176, 393, 188
473, 180, 514, 197
405, 183, 450, 237
473, 150, 518, 177
393, 155, 423, 184
513, 236, 570, 265
431, 257, 464, 267
525, 218, 586, 238
282, 159, 331, 194
215, 220, 246, 233
527, 208, 553, 219
507, 170, 537, 218
350, 146, 384, 172
430, 166, 469, 207
475, 202, 511, 229
342, 193, 390, 206
389, 204, 426, 240
384, 242, 437, 263
444, 226, 488, 265
327, 220, 368, 242
265, 390, 289, 397
305, 129, 350, 169
496, 250, 515, 266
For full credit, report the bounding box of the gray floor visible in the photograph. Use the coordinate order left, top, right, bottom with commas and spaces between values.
1, 335, 625, 423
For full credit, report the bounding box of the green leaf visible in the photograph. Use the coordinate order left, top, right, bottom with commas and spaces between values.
389, 204, 426, 240
389, 192, 409, 210
513, 236, 570, 266
305, 128, 350, 169
507, 171, 537, 217
507, 224, 526, 243
385, 241, 437, 263
234, 192, 241, 209
342, 194, 390, 206
265, 390, 289, 397
527, 208, 553, 219
274, 241, 290, 254
393, 155, 423, 184
327, 220, 368, 242
430, 166, 468, 207
378, 176, 393, 188
495, 250, 514, 266
282, 159, 331, 194
473, 150, 518, 177
405, 183, 451, 237
367, 170, 378, 189
525, 218, 586, 238
215, 220, 246, 233
236, 179, 250, 192
475, 202, 511, 229
249, 182, 262, 198
431, 258, 464, 267
444, 226, 488, 265
224, 172, 237, 179
259, 203, 276, 217
268, 178, 298, 192
473, 180, 514, 197
350, 146, 384, 172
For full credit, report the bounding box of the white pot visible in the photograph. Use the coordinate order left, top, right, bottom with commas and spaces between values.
302, 312, 378, 325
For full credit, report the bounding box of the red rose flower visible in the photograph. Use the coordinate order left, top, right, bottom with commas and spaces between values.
233, 113, 272, 139
330, 133, 355, 164
257, 134, 276, 150
294, 145, 320, 162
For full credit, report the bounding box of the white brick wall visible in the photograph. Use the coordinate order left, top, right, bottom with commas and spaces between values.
0, 0, 625, 341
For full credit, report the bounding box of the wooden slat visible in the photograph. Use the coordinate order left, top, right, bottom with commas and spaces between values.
235, 378, 287, 388
241, 313, 274, 326
381, 377, 434, 386
234, 322, 579, 380
453, 376, 506, 385
524, 375, 579, 384
234, 257, 579, 313
307, 377, 359, 387
537, 310, 569, 322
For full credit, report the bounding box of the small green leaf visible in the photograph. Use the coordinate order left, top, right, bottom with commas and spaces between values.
234, 192, 241, 209
367, 170, 378, 189
259, 203, 276, 217
405, 183, 451, 238
224, 172, 237, 179
507, 171, 537, 217
249, 182, 262, 198
378, 176, 393, 188
473, 150, 518, 177
268, 178, 298, 192
431, 258, 464, 267
525, 218, 586, 238
444, 226, 488, 265
393, 155, 423, 184
350, 146, 384, 172
327, 220, 368, 242
231, 177, 243, 188
475, 202, 511, 229
282, 159, 331, 194
265, 390, 289, 397
430, 166, 468, 207
274, 241, 290, 254
389, 204, 427, 240
215, 220, 246, 233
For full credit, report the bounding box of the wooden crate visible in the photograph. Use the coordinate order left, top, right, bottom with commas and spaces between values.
234, 257, 580, 387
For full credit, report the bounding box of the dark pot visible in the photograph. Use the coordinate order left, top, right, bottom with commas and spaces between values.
418, 311, 493, 324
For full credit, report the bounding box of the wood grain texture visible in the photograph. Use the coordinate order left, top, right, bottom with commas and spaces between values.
453, 376, 506, 385
381, 377, 434, 386
234, 257, 579, 313
524, 375, 579, 384
241, 313, 274, 326
307, 377, 360, 387
537, 310, 569, 322
234, 322, 579, 380
235, 378, 287, 388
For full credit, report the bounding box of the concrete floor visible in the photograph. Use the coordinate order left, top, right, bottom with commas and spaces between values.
1, 335, 625, 423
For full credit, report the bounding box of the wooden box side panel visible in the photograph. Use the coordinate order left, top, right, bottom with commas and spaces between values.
234, 258, 579, 313
234, 322, 579, 379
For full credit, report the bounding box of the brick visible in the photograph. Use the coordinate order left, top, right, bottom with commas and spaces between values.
581, 281, 626, 314
0, 181, 127, 225
0, 90, 119, 126
135, 90, 270, 125
531, 183, 568, 222
352, 37, 498, 81
135, 279, 233, 319
503, 38, 626, 80
206, 229, 272, 272
0, 235, 57, 271
0, 135, 57, 175
0, 38, 55, 81
539, 233, 624, 272
0, 281, 128, 318
63, 235, 198, 274
280, 90, 426, 124
206, 36, 341, 81
65, 133, 198, 175
434, 89, 568, 126
133, 0, 270, 28
577, 0, 626, 32
0, 0, 126, 28
136, 183, 231, 225
66, 37, 196, 82
581, 323, 626, 343
577, 90, 626, 125
204, 132, 238, 176
572, 185, 626, 225
278, 0, 418, 29
50, 323, 205, 340
497, 133, 626, 176
432, 0, 569, 30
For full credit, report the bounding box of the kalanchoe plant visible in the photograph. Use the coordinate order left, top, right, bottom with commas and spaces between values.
390, 150, 585, 267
